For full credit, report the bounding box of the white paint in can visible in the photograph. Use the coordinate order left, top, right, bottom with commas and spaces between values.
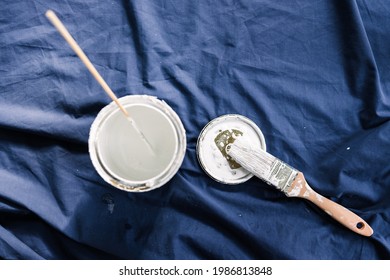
89, 95, 186, 192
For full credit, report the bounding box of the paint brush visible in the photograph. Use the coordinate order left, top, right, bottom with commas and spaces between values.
45, 10, 154, 154
222, 134, 373, 237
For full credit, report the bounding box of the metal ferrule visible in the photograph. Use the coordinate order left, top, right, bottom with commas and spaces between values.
267, 159, 299, 195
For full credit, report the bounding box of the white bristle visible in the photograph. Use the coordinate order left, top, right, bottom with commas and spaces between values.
227, 136, 276, 179
227, 136, 298, 193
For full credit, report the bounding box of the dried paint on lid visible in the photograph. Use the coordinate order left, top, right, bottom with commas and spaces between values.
196, 114, 266, 184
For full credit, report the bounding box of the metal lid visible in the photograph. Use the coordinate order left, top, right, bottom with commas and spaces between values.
197, 114, 266, 185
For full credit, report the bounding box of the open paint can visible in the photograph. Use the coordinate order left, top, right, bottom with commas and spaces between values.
197, 114, 266, 184
89, 95, 186, 192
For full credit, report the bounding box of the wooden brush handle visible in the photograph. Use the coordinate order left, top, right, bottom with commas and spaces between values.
288, 173, 374, 237
45, 10, 129, 117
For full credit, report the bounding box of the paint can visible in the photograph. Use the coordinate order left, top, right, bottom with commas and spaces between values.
89, 95, 186, 192
197, 114, 266, 184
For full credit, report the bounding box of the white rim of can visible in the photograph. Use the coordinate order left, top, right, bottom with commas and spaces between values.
197, 114, 266, 185
88, 95, 186, 192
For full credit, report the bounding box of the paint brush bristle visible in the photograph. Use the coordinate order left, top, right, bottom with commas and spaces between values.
227, 136, 297, 194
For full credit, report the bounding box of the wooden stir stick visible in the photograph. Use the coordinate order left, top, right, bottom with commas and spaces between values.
46, 10, 155, 154
45, 10, 129, 117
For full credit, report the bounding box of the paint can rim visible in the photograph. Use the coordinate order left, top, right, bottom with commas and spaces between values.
88, 94, 186, 192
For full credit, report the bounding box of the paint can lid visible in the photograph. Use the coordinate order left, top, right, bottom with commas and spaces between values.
196, 114, 266, 185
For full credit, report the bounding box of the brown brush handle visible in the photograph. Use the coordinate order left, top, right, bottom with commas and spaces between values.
288, 173, 374, 237
45, 10, 129, 117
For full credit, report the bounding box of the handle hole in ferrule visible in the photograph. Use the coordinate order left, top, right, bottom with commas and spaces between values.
356, 222, 365, 230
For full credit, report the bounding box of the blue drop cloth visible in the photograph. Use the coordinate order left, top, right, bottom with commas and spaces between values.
0, 0, 389, 259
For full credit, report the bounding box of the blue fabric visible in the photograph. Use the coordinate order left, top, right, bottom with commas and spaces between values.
0, 0, 389, 259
